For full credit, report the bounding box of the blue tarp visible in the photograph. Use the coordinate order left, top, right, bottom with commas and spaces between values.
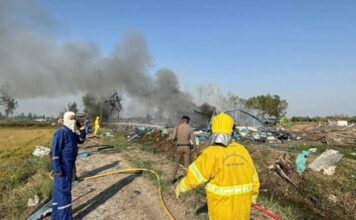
295, 150, 311, 174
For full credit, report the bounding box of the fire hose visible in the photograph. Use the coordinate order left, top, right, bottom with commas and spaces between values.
178, 165, 282, 220
252, 204, 282, 220
49, 168, 282, 220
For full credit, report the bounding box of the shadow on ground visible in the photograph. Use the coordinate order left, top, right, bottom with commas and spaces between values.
73, 173, 140, 219
78, 161, 120, 179
195, 203, 208, 216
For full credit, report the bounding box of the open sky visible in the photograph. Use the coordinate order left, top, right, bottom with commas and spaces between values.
15, 0, 356, 116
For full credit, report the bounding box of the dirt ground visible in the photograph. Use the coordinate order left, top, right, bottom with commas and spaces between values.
71, 147, 196, 220
68, 136, 273, 220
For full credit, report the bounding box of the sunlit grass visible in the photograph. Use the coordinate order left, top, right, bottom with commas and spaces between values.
0, 127, 55, 219
0, 127, 55, 164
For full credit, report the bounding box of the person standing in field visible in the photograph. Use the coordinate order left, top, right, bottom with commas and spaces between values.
170, 115, 196, 184
51, 111, 86, 220
94, 116, 100, 135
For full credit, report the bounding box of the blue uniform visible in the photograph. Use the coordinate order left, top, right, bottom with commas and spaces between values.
51, 126, 86, 220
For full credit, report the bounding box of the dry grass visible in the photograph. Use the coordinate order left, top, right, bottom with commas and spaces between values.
252, 147, 356, 219
0, 127, 55, 219
0, 127, 54, 165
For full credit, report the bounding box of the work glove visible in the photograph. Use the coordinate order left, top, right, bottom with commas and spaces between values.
175, 185, 181, 199
175, 181, 186, 199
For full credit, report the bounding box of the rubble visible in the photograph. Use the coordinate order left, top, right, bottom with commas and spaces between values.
322, 166, 336, 176
308, 150, 343, 172
328, 194, 338, 203
336, 120, 348, 126
237, 126, 301, 143
288, 124, 356, 146
32, 145, 50, 157
194, 130, 209, 143
27, 195, 39, 207
308, 148, 318, 153
274, 153, 294, 177
271, 153, 299, 190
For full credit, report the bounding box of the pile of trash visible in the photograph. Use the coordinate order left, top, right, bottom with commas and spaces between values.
124, 125, 176, 154
32, 145, 50, 157
269, 148, 344, 178
289, 123, 356, 146
237, 126, 302, 143
124, 124, 216, 154
123, 122, 302, 148
294, 149, 344, 176
308, 149, 343, 175
127, 126, 170, 142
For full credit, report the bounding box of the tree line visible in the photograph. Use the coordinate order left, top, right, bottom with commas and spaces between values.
4, 87, 355, 123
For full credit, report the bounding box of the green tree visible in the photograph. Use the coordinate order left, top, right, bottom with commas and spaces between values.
279, 117, 292, 127
67, 102, 78, 114
245, 94, 288, 118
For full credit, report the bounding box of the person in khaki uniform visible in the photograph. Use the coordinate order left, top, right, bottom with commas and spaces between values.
170, 116, 196, 184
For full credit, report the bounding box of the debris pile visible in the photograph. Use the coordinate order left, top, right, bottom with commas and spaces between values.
32, 145, 50, 157
289, 123, 356, 146
125, 125, 175, 154
237, 126, 301, 143
122, 123, 214, 155
308, 149, 343, 173
27, 195, 39, 207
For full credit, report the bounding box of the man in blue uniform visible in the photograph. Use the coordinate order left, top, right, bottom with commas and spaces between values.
51, 111, 86, 220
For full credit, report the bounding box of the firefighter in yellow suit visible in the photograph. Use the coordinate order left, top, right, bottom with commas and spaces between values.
94, 116, 100, 135
175, 113, 260, 220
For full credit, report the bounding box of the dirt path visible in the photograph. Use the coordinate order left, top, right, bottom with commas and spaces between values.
70, 141, 276, 220
71, 147, 193, 220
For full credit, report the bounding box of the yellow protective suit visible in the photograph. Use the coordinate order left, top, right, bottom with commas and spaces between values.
176, 113, 260, 220
94, 116, 100, 135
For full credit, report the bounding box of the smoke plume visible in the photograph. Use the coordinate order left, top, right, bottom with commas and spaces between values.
0, 0, 195, 116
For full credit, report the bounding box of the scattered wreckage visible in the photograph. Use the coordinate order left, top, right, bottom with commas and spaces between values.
289, 123, 356, 146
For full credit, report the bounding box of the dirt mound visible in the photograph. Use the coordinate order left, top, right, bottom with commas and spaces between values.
135, 129, 176, 157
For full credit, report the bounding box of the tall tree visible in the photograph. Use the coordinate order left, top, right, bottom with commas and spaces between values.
245, 94, 288, 118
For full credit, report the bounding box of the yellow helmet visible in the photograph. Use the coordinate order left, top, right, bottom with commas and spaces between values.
211, 113, 234, 134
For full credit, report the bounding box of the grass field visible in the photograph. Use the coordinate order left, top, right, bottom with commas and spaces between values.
0, 128, 55, 164
0, 127, 55, 219
1, 127, 354, 219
